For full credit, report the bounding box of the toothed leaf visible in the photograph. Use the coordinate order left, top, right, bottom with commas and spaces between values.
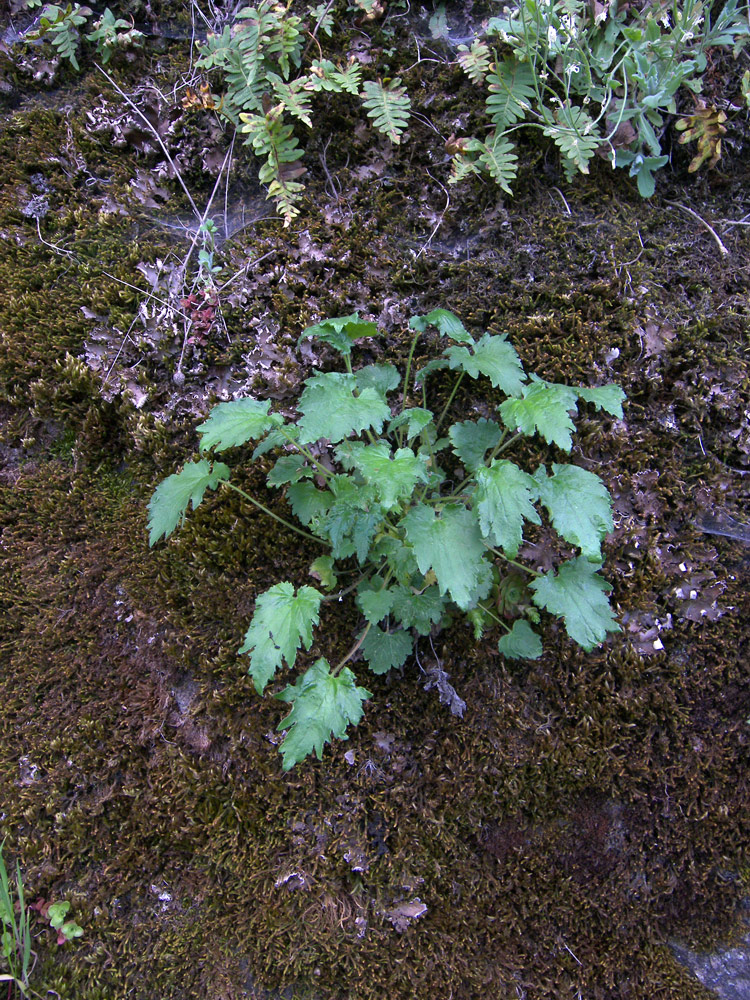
356, 584, 396, 623
299, 313, 378, 355
198, 398, 282, 452
402, 503, 487, 610
498, 619, 543, 660
297, 372, 390, 443
449, 418, 503, 471
148, 460, 230, 545
499, 376, 579, 450
348, 444, 430, 510
276, 659, 371, 769
267, 454, 312, 486
530, 557, 620, 650
474, 459, 541, 557
577, 384, 626, 419
391, 585, 445, 634
238, 582, 323, 694
388, 407, 434, 440
409, 308, 474, 343
355, 363, 401, 398
533, 464, 613, 561
446, 333, 526, 396
361, 625, 413, 674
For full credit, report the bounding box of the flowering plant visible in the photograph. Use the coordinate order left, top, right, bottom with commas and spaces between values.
451, 0, 750, 196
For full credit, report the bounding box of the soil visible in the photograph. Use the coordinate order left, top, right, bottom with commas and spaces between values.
0, 2, 749, 998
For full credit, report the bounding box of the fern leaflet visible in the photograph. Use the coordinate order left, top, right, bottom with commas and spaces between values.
542, 105, 601, 178
486, 57, 536, 129
361, 78, 411, 144
240, 110, 305, 225
457, 39, 491, 85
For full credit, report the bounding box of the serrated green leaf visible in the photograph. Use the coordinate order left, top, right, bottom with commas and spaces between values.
361, 625, 413, 674
499, 376, 579, 450
298, 313, 378, 355
310, 555, 338, 591
286, 481, 333, 526
238, 582, 323, 694
530, 557, 620, 650
533, 464, 613, 561
355, 364, 401, 398
388, 407, 434, 440
391, 584, 445, 634
446, 334, 526, 396
408, 308, 474, 343
252, 425, 300, 459
267, 454, 312, 486
474, 459, 541, 557
197, 398, 282, 452
348, 444, 430, 510
498, 619, 543, 660
402, 503, 487, 610
379, 537, 420, 584
356, 584, 396, 623
148, 460, 230, 545
320, 479, 381, 561
414, 357, 450, 385
275, 659, 371, 769
449, 418, 503, 471
297, 372, 391, 444
577, 385, 626, 419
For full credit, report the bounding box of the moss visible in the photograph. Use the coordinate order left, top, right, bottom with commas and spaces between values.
0, 12, 749, 1000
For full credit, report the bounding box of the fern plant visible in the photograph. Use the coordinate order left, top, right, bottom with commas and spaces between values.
450, 0, 750, 196
148, 309, 625, 769
21, 0, 143, 69
194, 1, 411, 224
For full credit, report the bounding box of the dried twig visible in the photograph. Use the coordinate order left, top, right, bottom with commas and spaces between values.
665, 200, 729, 257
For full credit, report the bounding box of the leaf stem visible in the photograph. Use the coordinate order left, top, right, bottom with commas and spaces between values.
397, 330, 423, 446
483, 544, 542, 577
332, 622, 371, 675
476, 602, 511, 631
222, 481, 326, 546
434, 371, 465, 433
321, 573, 371, 603
276, 426, 333, 480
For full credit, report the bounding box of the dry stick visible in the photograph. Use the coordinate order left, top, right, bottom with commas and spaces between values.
665, 200, 729, 257
95, 63, 201, 221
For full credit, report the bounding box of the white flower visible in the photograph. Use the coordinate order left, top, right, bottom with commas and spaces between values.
565, 62, 581, 75
660, 11, 671, 27
561, 13, 578, 37
547, 25, 558, 45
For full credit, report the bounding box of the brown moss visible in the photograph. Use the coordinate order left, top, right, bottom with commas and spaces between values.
0, 16, 749, 1000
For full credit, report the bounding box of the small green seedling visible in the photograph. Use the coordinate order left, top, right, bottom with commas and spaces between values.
149, 309, 625, 768
46, 901, 83, 945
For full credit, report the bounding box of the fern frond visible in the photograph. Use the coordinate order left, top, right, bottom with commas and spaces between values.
309, 58, 362, 95
197, 1, 303, 120
542, 105, 601, 178
240, 110, 305, 225
457, 39, 491, 85
449, 152, 482, 185
477, 132, 518, 194
486, 57, 536, 129
361, 78, 411, 144
265, 5, 303, 78
268, 72, 313, 126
